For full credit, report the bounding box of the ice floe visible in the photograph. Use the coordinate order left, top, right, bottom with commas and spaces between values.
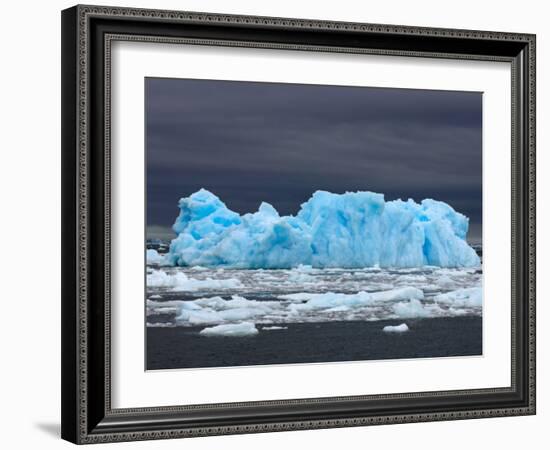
147, 269, 243, 291
383, 323, 409, 333
434, 287, 482, 307
146, 249, 164, 265
392, 299, 443, 318
146, 322, 175, 328
199, 322, 259, 336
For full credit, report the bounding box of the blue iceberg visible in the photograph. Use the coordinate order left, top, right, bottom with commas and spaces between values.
166, 189, 480, 269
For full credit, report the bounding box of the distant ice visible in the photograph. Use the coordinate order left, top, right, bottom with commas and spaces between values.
383, 323, 409, 333
370, 287, 424, 302
146, 322, 174, 328
262, 326, 288, 330
147, 269, 243, 291
146, 249, 163, 264
166, 189, 480, 269
199, 322, 259, 337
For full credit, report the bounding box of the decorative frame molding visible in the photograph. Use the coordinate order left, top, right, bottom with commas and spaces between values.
61, 4, 536, 444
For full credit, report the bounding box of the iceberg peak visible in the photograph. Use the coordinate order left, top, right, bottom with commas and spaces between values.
167, 189, 480, 269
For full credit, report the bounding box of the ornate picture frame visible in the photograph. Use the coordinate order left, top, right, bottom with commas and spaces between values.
61, 4, 535, 444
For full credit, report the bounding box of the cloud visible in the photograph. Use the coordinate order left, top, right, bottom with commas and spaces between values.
146, 78, 482, 232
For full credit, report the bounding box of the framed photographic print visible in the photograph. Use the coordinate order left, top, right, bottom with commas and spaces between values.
61, 4, 536, 444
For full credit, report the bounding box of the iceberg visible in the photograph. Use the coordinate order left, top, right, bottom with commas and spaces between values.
166, 189, 480, 269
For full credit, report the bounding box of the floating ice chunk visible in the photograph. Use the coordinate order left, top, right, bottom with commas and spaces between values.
218, 308, 266, 321
279, 292, 319, 302
176, 300, 203, 311
147, 269, 243, 291
447, 307, 469, 316
194, 295, 278, 311
326, 305, 351, 312
199, 322, 259, 337
176, 309, 223, 325
146, 249, 164, 264
282, 291, 373, 311
146, 322, 174, 328
287, 269, 315, 283
383, 323, 409, 333
434, 287, 482, 307
370, 287, 424, 302
146, 299, 182, 316
280, 287, 424, 312
167, 189, 481, 269
174, 295, 280, 326
397, 274, 428, 283
147, 270, 188, 288
147, 299, 186, 308
262, 326, 288, 330
435, 275, 456, 288
393, 299, 442, 318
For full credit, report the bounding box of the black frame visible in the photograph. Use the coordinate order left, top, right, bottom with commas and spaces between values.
61, 4, 536, 444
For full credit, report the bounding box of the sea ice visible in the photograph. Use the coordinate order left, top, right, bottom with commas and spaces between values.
280, 287, 423, 311
146, 322, 175, 328
147, 269, 243, 291
147, 280, 481, 327
166, 189, 480, 269
383, 323, 409, 333
286, 291, 373, 311
199, 322, 259, 336
146, 249, 163, 264
175, 295, 280, 325
393, 299, 442, 318
434, 287, 482, 307
370, 287, 424, 302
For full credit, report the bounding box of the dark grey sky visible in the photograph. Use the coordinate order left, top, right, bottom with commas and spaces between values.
146, 78, 482, 242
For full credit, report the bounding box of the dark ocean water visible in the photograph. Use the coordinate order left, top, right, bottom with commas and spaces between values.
146, 316, 482, 370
